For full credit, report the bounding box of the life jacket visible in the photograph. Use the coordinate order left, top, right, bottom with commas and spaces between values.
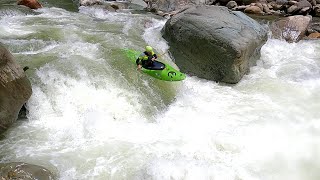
139, 51, 155, 61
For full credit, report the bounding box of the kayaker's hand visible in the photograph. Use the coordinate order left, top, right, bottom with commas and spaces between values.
137, 65, 142, 71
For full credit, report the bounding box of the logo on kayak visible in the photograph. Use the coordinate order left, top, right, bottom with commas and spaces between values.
168, 71, 176, 78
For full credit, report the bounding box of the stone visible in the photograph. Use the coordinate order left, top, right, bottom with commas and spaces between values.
226, 1, 238, 8
17, 0, 42, 9
0, 43, 32, 134
80, 0, 103, 6
233, 5, 249, 10
287, 4, 299, 14
244, 5, 264, 14
271, 15, 312, 42
162, 6, 267, 83
262, 3, 272, 13
0, 162, 54, 180
298, 6, 311, 15
308, 32, 320, 38
288, 0, 298, 5
314, 4, 320, 16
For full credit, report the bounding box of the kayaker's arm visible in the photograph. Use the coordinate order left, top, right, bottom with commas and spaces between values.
136, 58, 142, 71
149, 54, 157, 61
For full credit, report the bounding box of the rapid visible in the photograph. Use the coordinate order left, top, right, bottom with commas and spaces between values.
1, 1, 320, 180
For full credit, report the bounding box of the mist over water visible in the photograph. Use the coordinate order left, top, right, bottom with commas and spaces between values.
1, 4, 320, 180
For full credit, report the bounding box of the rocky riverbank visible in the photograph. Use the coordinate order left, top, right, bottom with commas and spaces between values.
140, 0, 320, 40
143, 0, 320, 17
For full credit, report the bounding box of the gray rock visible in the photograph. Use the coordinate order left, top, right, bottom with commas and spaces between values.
233, 5, 249, 10
273, 9, 283, 15
0, 162, 55, 180
296, 0, 312, 9
309, 22, 320, 32
262, 3, 272, 13
244, 5, 264, 14
226, 1, 238, 8
298, 6, 311, 14
80, 0, 102, 6
131, 0, 147, 8
241, 0, 258, 5
276, 0, 288, 5
220, 0, 243, 5
104, 2, 129, 11
313, 4, 320, 16
271, 15, 312, 42
285, 0, 311, 14
0, 43, 32, 134
269, 1, 284, 10
307, 0, 317, 6
258, 0, 268, 4
256, 2, 264, 10
287, 4, 299, 13
288, 0, 298, 5
162, 6, 267, 83
206, 0, 216, 4
104, 4, 116, 12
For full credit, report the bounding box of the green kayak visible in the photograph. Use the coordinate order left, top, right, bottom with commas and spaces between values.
124, 49, 186, 81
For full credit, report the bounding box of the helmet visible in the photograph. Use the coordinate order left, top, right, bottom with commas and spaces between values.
145, 46, 153, 52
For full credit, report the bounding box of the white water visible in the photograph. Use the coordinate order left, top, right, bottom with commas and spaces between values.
1, 5, 320, 180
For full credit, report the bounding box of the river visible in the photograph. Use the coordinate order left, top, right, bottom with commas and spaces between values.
1, 1, 320, 180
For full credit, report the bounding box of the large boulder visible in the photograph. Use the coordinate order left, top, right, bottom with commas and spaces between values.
162, 6, 267, 83
17, 0, 42, 9
0, 43, 32, 134
0, 162, 55, 180
271, 15, 312, 42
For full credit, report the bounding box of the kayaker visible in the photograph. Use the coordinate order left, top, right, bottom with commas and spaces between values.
136, 45, 158, 71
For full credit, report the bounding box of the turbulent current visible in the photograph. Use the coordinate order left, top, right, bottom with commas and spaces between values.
1, 2, 320, 180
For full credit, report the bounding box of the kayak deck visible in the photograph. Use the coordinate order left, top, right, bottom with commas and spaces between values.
143, 61, 165, 70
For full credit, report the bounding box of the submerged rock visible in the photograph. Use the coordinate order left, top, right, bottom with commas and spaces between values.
162, 6, 267, 83
0, 43, 32, 134
0, 162, 55, 180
